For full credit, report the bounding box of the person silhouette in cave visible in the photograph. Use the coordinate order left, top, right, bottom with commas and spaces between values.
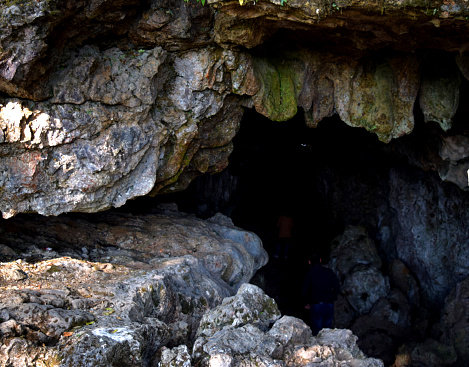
273, 212, 294, 260
302, 254, 341, 335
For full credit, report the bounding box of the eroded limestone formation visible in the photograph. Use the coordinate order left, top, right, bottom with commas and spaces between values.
0, 210, 268, 366
2, 0, 469, 216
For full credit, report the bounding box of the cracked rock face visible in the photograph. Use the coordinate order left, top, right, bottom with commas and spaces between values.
2, 0, 469, 216
0, 210, 267, 366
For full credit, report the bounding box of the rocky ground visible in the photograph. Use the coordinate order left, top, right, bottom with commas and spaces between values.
0, 206, 385, 367
0, 206, 266, 366
1, 207, 468, 366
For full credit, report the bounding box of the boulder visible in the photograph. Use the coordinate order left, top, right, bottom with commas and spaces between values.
193, 284, 384, 367
330, 225, 383, 281
195, 283, 281, 339
158, 345, 192, 367
342, 265, 390, 314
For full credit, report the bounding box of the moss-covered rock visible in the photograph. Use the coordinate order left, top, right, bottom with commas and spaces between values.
252, 55, 305, 122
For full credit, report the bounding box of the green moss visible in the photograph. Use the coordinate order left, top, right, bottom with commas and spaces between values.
263, 298, 280, 316
252, 57, 298, 121
349, 61, 396, 142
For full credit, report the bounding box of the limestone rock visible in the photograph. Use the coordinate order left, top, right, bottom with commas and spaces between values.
159, 345, 192, 367
0, 41, 244, 218
193, 284, 383, 367
0, 211, 268, 367
0, 0, 468, 216
389, 168, 469, 308
351, 291, 413, 366
330, 225, 383, 281
439, 135, 469, 162
419, 54, 461, 131
268, 315, 313, 348
0, 210, 267, 290
437, 134, 469, 190
333, 54, 419, 143
316, 328, 367, 360
342, 266, 390, 315
195, 283, 281, 339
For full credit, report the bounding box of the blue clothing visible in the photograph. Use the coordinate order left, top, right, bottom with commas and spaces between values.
302, 264, 340, 334
310, 302, 334, 335
274, 237, 291, 259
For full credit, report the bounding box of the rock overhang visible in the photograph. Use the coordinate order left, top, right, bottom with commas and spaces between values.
2, 0, 469, 217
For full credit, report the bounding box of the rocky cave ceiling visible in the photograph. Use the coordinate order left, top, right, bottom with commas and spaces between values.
1, 0, 469, 217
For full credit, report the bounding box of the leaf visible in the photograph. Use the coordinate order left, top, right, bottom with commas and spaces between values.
86, 321, 95, 325
63, 332, 73, 337
103, 307, 115, 316
111, 329, 118, 333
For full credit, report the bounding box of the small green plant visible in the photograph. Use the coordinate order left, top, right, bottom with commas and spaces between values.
331, 2, 342, 14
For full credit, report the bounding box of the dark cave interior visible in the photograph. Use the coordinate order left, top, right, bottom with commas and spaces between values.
131, 80, 469, 364
152, 102, 445, 261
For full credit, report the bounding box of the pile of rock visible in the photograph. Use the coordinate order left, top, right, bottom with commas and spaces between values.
163, 284, 383, 367
0, 211, 382, 366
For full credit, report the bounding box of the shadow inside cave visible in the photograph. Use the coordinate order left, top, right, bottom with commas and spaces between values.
140, 93, 469, 365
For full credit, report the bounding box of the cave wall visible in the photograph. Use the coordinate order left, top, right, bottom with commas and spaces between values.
2, 0, 469, 218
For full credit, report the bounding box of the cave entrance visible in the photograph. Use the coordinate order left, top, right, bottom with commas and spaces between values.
158, 98, 469, 364
164, 107, 405, 320
174, 107, 399, 262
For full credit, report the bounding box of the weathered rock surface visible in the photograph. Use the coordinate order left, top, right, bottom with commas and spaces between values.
0, 209, 267, 289
389, 168, 469, 308
0, 210, 268, 366
330, 225, 383, 281
328, 226, 423, 365
193, 283, 384, 367
2, 0, 469, 215
0, 216, 385, 367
